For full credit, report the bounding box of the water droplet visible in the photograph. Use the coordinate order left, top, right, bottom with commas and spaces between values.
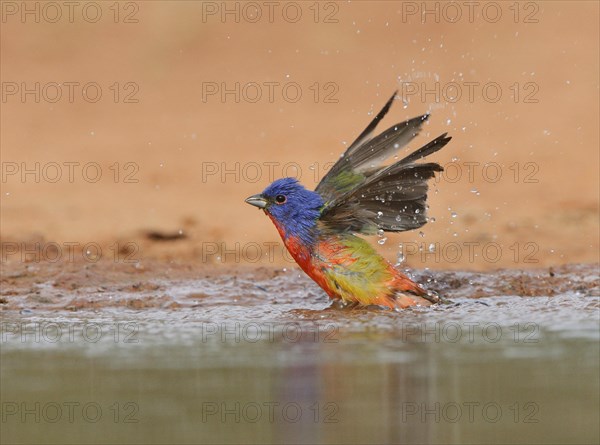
419, 231, 425, 237
395, 246, 405, 266
428, 243, 436, 252
378, 237, 387, 245
451, 212, 458, 218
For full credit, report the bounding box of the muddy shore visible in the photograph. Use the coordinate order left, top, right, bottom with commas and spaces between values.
1, 260, 597, 314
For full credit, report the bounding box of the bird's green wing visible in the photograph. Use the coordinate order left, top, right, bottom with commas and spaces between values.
315, 91, 429, 205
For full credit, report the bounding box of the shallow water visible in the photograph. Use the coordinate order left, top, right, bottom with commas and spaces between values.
1, 263, 599, 444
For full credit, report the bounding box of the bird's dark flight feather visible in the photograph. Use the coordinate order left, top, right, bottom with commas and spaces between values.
316, 92, 451, 234
316, 91, 430, 203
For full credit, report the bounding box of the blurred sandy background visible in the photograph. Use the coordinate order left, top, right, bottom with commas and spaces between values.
1, 1, 598, 270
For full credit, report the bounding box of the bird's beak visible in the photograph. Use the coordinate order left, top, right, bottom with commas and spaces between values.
245, 194, 268, 209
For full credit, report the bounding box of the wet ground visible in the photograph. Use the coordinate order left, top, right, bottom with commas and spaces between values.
1, 261, 598, 444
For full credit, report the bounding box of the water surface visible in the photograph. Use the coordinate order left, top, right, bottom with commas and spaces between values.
1, 263, 598, 444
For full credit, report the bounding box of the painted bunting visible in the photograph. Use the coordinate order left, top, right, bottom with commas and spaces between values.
245, 92, 451, 309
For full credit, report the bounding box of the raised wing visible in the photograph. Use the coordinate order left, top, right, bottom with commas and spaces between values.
315, 91, 429, 205
319, 134, 450, 234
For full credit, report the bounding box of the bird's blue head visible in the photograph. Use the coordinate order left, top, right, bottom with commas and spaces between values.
245, 178, 324, 245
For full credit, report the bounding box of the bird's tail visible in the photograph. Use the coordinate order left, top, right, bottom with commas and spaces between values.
381, 268, 451, 309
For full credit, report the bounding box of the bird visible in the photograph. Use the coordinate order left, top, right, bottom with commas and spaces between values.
245, 91, 451, 309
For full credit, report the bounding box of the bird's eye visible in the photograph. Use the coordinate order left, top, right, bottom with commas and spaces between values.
275, 195, 286, 204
